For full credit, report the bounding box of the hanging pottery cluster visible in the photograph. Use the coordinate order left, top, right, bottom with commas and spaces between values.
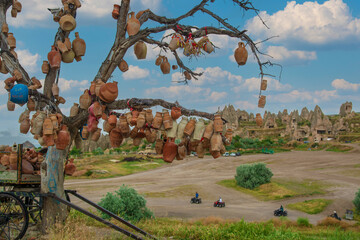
168, 32, 215, 57
0, 146, 44, 175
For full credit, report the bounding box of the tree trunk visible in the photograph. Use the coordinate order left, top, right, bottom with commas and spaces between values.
40, 146, 68, 232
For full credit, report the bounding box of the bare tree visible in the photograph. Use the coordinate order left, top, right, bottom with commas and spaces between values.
0, 0, 274, 231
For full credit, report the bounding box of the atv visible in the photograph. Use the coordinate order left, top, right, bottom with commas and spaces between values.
190, 197, 202, 204
213, 201, 225, 208
274, 208, 287, 217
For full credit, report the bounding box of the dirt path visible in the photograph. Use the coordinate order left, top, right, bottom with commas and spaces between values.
65, 150, 360, 224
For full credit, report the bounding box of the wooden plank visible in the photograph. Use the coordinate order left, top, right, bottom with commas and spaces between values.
21, 174, 41, 183
0, 170, 17, 181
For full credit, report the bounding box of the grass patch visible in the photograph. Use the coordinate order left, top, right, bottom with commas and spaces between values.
143, 184, 198, 198
326, 144, 354, 152
217, 178, 330, 201
287, 199, 333, 214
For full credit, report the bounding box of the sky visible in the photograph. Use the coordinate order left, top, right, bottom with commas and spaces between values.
0, 0, 359, 145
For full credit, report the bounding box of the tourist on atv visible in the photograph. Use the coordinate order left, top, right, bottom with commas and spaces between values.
331, 211, 341, 221
195, 192, 199, 199
280, 205, 284, 212
219, 197, 222, 203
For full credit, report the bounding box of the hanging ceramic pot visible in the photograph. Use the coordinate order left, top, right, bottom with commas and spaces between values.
130, 110, 139, 126
168, 33, 184, 51
2, 23, 8, 34
4, 77, 16, 90
126, 112, 132, 126
43, 134, 55, 147
166, 120, 178, 139
163, 138, 177, 163
13, 0, 22, 12
145, 109, 153, 124
43, 117, 54, 135
196, 142, 205, 158
110, 127, 123, 148
30, 77, 42, 89
155, 56, 163, 66
183, 118, 196, 136
162, 110, 172, 130
1, 155, 10, 166
134, 41, 147, 59
64, 37, 71, 50
108, 114, 117, 127
89, 81, 96, 95
65, 159, 76, 176
145, 128, 156, 143
136, 9, 149, 19
27, 97, 35, 111
79, 90, 92, 109
72, 32, 86, 61
95, 79, 105, 97
0, 59, 9, 74
171, 106, 181, 120
18, 109, 29, 124
177, 143, 186, 160
68, 103, 79, 117
130, 127, 139, 139
62, 49, 75, 63
213, 114, 223, 133
210, 133, 222, 152
20, 116, 30, 134
127, 12, 140, 36
224, 129, 233, 145
119, 115, 130, 137
82, 125, 89, 139
152, 112, 162, 129
256, 113, 263, 127
258, 95, 266, 108
30, 111, 46, 136
261, 80, 267, 91
112, 4, 120, 20
7, 96, 15, 112
41, 61, 49, 74
92, 101, 103, 118
47, 46, 61, 69
133, 137, 141, 146
7, 33, 16, 48
172, 65, 178, 70
118, 59, 129, 72
203, 121, 214, 140
56, 125, 70, 150
234, 42, 248, 66
160, 57, 170, 74
193, 119, 205, 141
59, 14, 76, 32
155, 139, 164, 154
137, 111, 146, 128
184, 71, 191, 80
56, 40, 68, 53
52, 83, 59, 97
176, 117, 188, 140
91, 128, 101, 142
99, 81, 118, 103
137, 127, 146, 139
11, 7, 17, 18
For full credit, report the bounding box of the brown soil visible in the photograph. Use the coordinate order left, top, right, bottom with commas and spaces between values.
65, 149, 360, 224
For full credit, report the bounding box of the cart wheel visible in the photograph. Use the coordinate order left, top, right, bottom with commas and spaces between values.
25, 197, 42, 224
0, 192, 29, 240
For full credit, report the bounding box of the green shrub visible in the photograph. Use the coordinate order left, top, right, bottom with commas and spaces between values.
235, 163, 273, 189
354, 189, 360, 213
297, 217, 311, 227
98, 185, 153, 222
92, 147, 104, 156
69, 147, 82, 156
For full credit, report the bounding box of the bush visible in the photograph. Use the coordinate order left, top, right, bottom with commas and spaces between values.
69, 147, 82, 156
354, 189, 360, 213
235, 163, 273, 189
297, 217, 311, 227
92, 147, 104, 156
98, 185, 153, 222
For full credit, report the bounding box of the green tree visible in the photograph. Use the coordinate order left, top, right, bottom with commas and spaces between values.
235, 163, 273, 189
354, 189, 360, 213
98, 185, 153, 222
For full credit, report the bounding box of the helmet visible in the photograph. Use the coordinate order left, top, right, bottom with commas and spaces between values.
334, 211, 337, 213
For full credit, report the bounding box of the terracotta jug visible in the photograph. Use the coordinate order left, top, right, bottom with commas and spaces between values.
126, 112, 132, 126
7, 33, 16, 48
127, 12, 140, 36
59, 14, 76, 32
162, 110, 172, 130
130, 127, 139, 139
43, 117, 54, 135
92, 101, 103, 118
52, 83, 59, 97
177, 143, 186, 160
145, 109, 153, 124
41, 61, 49, 74
95, 79, 105, 97
210, 133, 222, 152
62, 49, 75, 63
256, 113, 263, 126
171, 107, 181, 120
172, 65, 178, 70
118, 59, 129, 72
1, 155, 10, 166
56, 125, 70, 150
258, 95, 266, 108
203, 39, 214, 54
169, 33, 183, 51
31, 77, 42, 89
82, 125, 89, 139
43, 134, 55, 147
2, 23, 8, 34
56, 40, 68, 53
176, 117, 188, 140
79, 90, 92, 109
119, 115, 130, 137
234, 42, 248, 66
137, 111, 146, 128
9, 152, 17, 170
0, 61, 9, 74
112, 4, 120, 19
103, 120, 114, 133
99, 81, 118, 103
131, 110, 139, 126
89, 81, 96, 95
188, 140, 199, 152
210, 150, 220, 159
18, 109, 29, 124
70, 103, 79, 117
134, 41, 147, 59
261, 80, 267, 91
7, 96, 15, 111
91, 128, 101, 142
155, 139, 164, 154
136, 9, 149, 19
184, 118, 196, 136
184, 71, 191, 80
137, 127, 146, 139
202, 138, 210, 149
160, 57, 170, 74
163, 138, 177, 163
13, 69, 22, 81
30, 111, 46, 136
220, 143, 226, 155
64, 37, 71, 50
145, 128, 156, 143
48, 45, 61, 69
11, 7, 17, 18
108, 114, 117, 127
196, 142, 205, 158
13, 0, 22, 12
203, 121, 213, 140
225, 129, 233, 145
193, 119, 205, 141
213, 114, 223, 133
20, 116, 30, 134
72, 32, 86, 60
110, 127, 123, 148
155, 56, 163, 66
166, 120, 178, 139
133, 137, 141, 146
65, 159, 76, 176
152, 112, 163, 129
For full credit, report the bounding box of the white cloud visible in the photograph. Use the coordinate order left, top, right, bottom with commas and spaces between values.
57, 78, 89, 92
122, 65, 150, 80
234, 100, 257, 110
268, 89, 339, 104
234, 77, 291, 92
17, 49, 40, 73
331, 79, 360, 91
313, 90, 338, 103
246, 0, 360, 47
0, 80, 8, 95
208, 91, 227, 102
266, 46, 317, 64
0, 104, 6, 111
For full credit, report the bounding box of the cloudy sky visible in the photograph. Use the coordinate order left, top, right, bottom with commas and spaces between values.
1, 0, 359, 145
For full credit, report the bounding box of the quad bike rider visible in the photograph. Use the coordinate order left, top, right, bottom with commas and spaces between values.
190, 192, 201, 204
274, 205, 287, 216
329, 211, 341, 221
214, 196, 225, 207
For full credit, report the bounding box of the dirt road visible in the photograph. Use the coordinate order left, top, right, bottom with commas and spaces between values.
65, 150, 360, 224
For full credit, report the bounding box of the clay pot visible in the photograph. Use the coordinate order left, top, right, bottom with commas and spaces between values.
99, 81, 118, 103
108, 114, 117, 127
1, 155, 10, 166
4, 77, 15, 90
196, 142, 205, 158
13, 0, 22, 12
203, 40, 214, 54
155, 56, 163, 66
82, 126, 89, 139
177, 143, 186, 160
137, 111, 146, 128
7, 33, 16, 48
89, 81, 96, 95
171, 107, 181, 120
155, 139, 164, 154
172, 65, 178, 70
72, 32, 86, 60
56, 125, 70, 150
184, 118, 196, 136
213, 114, 223, 133
70, 103, 79, 117
19, 110, 29, 124
2, 23, 8, 34
20, 116, 30, 134
133, 137, 141, 146
13, 69, 22, 81
43, 134, 55, 147
41, 61, 50, 74
169, 33, 183, 51
184, 71, 191, 80
11, 7, 17, 18
202, 138, 210, 149
0, 60, 9, 74
145, 128, 156, 143
256, 113, 263, 127
110, 127, 123, 148
48, 46, 61, 69
21, 159, 33, 174
134, 41, 147, 59
62, 49, 75, 63
9, 152, 17, 169
119, 116, 130, 137
56, 40, 68, 53
59, 14, 76, 32
258, 95, 266, 108
145, 109, 153, 124
30, 111, 46, 135
65, 159, 76, 176
225, 129, 233, 145
95, 79, 105, 97
64, 37, 71, 50
52, 83, 59, 97
163, 138, 177, 163
91, 128, 101, 142
127, 12, 140, 36
118, 59, 129, 72
136, 9, 149, 19
210, 133, 222, 152
203, 121, 214, 140
30, 77, 42, 89
43, 117, 54, 135
193, 119, 205, 141
130, 127, 139, 139
92, 101, 103, 118
234, 42, 248, 66
261, 80, 267, 91
126, 112, 132, 126
152, 112, 163, 129
131, 110, 139, 126
160, 57, 170, 74
7, 98, 15, 111
112, 4, 120, 20
79, 90, 92, 109
210, 150, 220, 159
176, 117, 188, 140
166, 120, 178, 139
103, 120, 113, 133
162, 110, 172, 130
188, 140, 199, 152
